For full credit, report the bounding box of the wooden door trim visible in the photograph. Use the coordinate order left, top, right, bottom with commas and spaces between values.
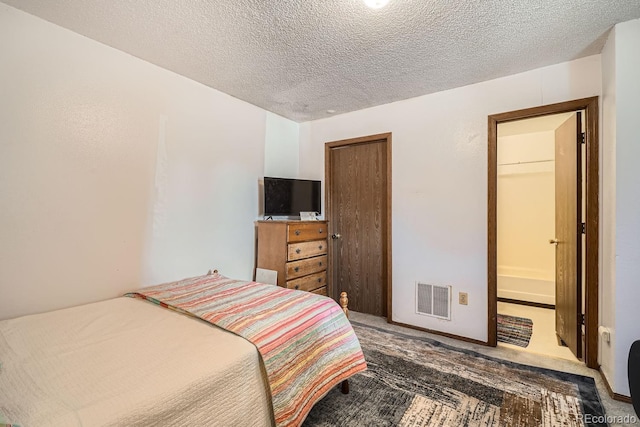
325, 132, 392, 322
487, 97, 599, 369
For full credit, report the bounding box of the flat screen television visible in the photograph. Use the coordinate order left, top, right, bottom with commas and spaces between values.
264, 177, 321, 217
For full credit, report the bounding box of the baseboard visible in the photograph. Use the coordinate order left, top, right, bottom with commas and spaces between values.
388, 320, 488, 346
498, 297, 555, 310
599, 367, 633, 403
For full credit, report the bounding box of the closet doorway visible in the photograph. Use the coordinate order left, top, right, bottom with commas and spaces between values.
497, 111, 582, 362
487, 97, 599, 369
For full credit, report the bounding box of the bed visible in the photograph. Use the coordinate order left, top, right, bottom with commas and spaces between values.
0, 271, 366, 426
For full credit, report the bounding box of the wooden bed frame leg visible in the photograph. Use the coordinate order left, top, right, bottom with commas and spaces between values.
339, 291, 350, 394
340, 292, 349, 319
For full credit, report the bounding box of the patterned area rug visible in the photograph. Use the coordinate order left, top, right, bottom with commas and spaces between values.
304, 322, 606, 427
497, 313, 534, 348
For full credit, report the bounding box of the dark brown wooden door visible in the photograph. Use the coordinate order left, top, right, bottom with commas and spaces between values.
327, 137, 388, 316
554, 112, 582, 359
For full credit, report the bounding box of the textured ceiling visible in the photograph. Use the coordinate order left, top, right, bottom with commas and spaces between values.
3, 0, 640, 122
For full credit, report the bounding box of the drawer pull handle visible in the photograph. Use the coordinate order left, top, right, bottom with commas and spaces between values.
318, 245, 323, 250
296, 248, 301, 254
319, 262, 322, 266
294, 267, 299, 272
295, 230, 301, 236
319, 228, 324, 233
317, 278, 322, 283
295, 285, 300, 290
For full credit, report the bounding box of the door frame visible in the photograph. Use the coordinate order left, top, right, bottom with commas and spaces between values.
325, 132, 392, 322
487, 97, 599, 369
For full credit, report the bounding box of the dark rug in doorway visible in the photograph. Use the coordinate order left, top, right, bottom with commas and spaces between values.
497, 313, 534, 348
304, 322, 606, 426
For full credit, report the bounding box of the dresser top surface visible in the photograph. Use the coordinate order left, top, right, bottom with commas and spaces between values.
256, 220, 327, 224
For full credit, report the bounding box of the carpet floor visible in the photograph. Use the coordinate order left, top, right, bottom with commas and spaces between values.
497, 314, 534, 348
304, 322, 606, 426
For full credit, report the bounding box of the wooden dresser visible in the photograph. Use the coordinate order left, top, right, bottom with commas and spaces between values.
256, 220, 328, 296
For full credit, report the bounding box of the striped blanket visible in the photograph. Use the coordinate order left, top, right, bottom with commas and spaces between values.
126, 273, 367, 426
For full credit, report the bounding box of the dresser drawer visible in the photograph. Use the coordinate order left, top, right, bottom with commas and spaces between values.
287, 240, 327, 261
286, 255, 327, 280
287, 223, 327, 243
286, 271, 326, 292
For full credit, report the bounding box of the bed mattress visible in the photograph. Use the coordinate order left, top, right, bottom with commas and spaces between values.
0, 297, 273, 426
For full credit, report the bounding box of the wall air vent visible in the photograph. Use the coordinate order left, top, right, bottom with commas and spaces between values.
416, 282, 451, 320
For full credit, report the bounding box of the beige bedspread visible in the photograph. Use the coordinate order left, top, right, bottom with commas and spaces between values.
0, 297, 273, 426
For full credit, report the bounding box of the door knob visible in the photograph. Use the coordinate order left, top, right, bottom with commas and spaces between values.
332, 233, 341, 239
549, 238, 559, 245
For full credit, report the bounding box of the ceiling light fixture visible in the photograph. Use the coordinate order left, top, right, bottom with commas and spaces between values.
363, 0, 389, 9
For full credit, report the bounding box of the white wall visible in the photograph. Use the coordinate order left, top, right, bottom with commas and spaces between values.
600, 24, 617, 394
601, 18, 640, 397
613, 18, 640, 398
0, 4, 270, 319
264, 112, 300, 179
299, 55, 601, 342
